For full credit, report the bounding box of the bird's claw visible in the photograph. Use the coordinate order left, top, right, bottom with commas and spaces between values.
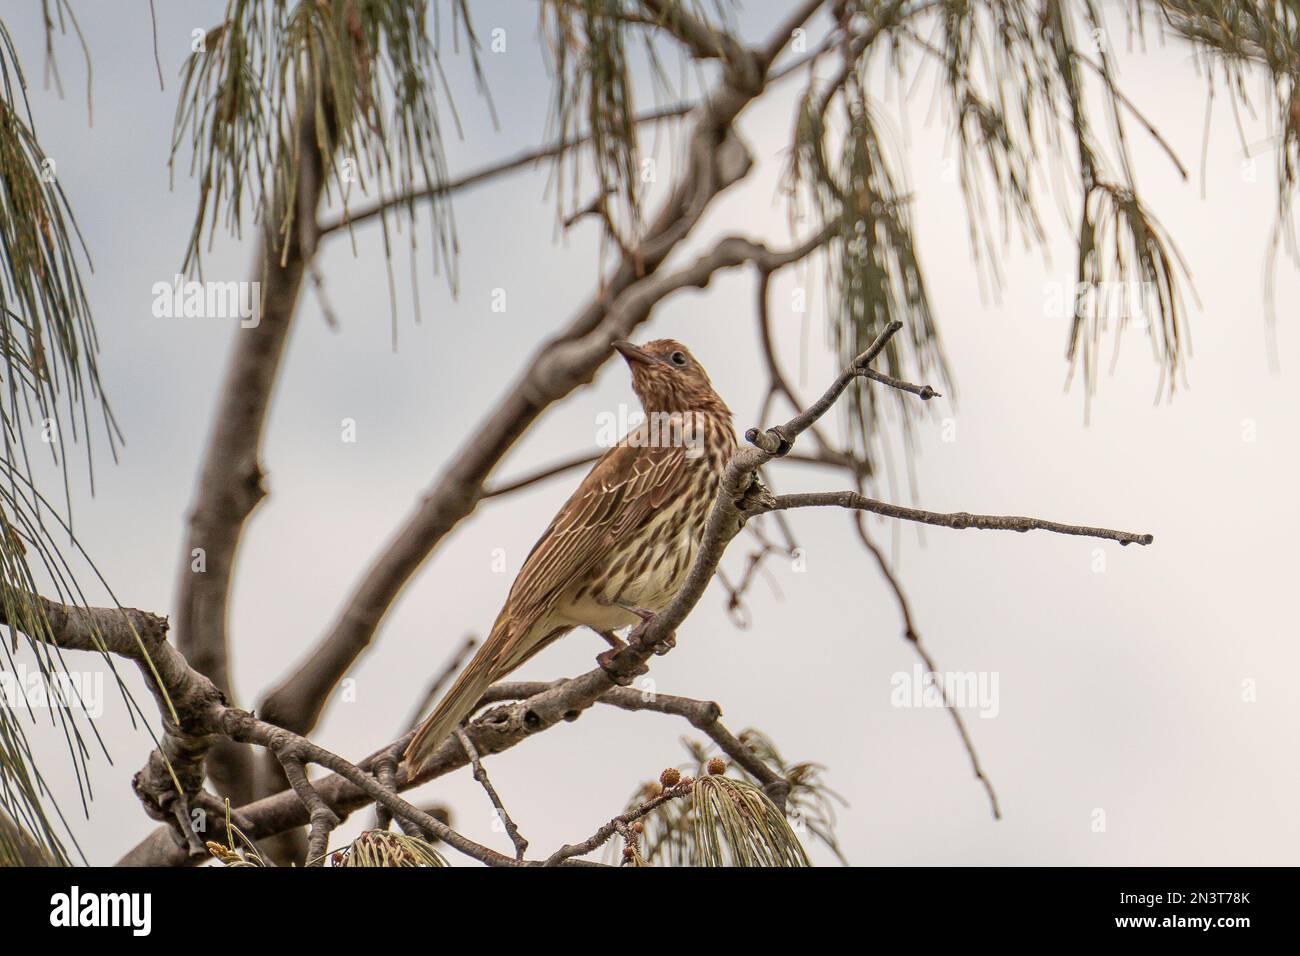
734, 475, 775, 515
596, 648, 648, 686
627, 614, 675, 655
650, 632, 676, 656
623, 609, 654, 643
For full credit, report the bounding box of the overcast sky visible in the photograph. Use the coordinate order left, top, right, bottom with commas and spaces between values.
5, 2, 1298, 866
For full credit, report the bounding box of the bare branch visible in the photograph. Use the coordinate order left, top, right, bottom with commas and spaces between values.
636, 1, 740, 62
545, 780, 693, 866
317, 101, 695, 238
1, 591, 515, 867
765, 492, 1154, 547
216, 711, 517, 867
456, 729, 527, 860
715, 523, 793, 628
275, 752, 339, 867
173, 95, 334, 803
483, 452, 601, 499
862, 368, 939, 400
758, 1, 831, 69
755, 269, 836, 455
485, 681, 791, 808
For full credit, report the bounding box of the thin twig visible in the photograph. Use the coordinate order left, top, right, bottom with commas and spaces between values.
473, 679, 793, 808
545, 781, 693, 866
318, 102, 695, 237
483, 453, 601, 498
764, 492, 1154, 546
223, 712, 517, 868
371, 753, 398, 833
862, 368, 939, 400
456, 729, 528, 860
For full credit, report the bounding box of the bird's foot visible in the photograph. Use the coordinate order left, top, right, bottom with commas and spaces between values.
733, 474, 775, 520
623, 609, 676, 656
649, 631, 676, 656
596, 648, 648, 686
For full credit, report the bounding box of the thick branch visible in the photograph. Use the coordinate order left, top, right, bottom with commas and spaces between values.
637, 1, 742, 63
4, 596, 509, 867
173, 93, 333, 804
1, 597, 228, 860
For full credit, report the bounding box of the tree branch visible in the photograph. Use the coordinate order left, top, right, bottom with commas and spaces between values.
456, 729, 527, 860
760, 0, 831, 69
2, 595, 512, 867
545, 779, 693, 866
636, 1, 741, 63
763, 492, 1154, 546
483, 680, 790, 807
317, 101, 695, 238
173, 91, 333, 805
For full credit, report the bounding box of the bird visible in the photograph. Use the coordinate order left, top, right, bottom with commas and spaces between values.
403, 339, 738, 776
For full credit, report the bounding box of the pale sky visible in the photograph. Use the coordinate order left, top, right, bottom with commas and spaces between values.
4, 2, 1297, 866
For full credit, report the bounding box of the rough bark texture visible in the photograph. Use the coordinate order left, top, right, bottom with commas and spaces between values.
173, 95, 332, 814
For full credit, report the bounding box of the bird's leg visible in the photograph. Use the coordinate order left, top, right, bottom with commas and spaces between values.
614, 601, 677, 656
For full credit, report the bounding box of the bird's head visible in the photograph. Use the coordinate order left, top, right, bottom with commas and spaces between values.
613, 339, 731, 416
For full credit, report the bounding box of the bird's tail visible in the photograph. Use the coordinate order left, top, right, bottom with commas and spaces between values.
403, 620, 507, 777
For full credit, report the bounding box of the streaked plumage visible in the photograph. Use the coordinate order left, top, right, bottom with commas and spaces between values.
403, 339, 736, 775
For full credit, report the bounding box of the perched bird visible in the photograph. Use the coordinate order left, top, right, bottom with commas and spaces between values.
403, 339, 737, 775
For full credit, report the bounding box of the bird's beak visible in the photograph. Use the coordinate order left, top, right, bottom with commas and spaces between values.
613, 340, 656, 366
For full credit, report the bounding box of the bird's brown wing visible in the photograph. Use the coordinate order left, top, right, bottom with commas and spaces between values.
404, 439, 688, 774
493, 437, 690, 663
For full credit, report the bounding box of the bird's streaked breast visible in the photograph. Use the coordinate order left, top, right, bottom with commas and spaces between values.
561, 411, 737, 622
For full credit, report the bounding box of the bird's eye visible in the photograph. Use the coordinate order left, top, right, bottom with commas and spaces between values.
670, 351, 688, 367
